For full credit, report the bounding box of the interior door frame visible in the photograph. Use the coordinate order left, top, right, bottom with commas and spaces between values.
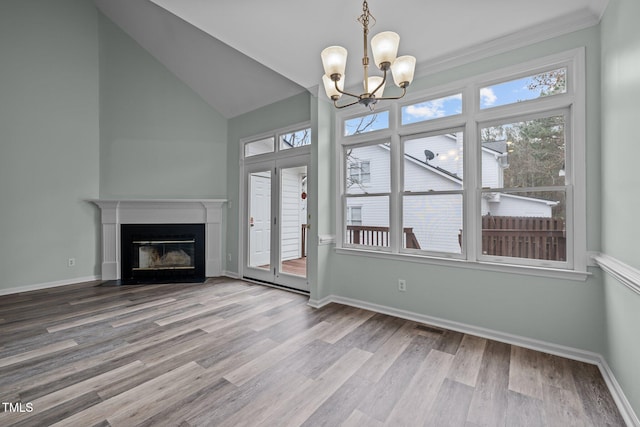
241, 152, 311, 293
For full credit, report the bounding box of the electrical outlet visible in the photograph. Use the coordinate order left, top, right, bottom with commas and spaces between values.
398, 279, 406, 292
227, 253, 232, 261
68, 258, 76, 267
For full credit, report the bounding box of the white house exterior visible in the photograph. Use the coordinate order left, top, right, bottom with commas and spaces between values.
346, 133, 558, 253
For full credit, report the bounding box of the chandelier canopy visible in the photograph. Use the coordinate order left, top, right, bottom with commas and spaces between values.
321, 0, 416, 109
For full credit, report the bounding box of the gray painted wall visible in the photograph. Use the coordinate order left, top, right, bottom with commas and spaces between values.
0, 0, 100, 291
601, 0, 640, 415
99, 13, 228, 199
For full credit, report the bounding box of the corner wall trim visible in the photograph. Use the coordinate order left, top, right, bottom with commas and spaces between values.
0, 276, 100, 296
593, 253, 640, 296
308, 293, 639, 426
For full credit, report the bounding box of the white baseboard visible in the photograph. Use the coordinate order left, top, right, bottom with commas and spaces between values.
596, 354, 640, 427
309, 293, 639, 426
0, 275, 100, 296
222, 271, 240, 279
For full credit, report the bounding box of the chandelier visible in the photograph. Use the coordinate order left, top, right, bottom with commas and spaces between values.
320, 0, 416, 109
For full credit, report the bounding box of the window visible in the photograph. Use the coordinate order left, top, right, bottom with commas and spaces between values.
245, 137, 274, 157
347, 206, 362, 226
344, 111, 389, 136
480, 112, 568, 264
348, 160, 371, 185
402, 131, 464, 254
401, 93, 462, 125
344, 141, 391, 249
337, 49, 586, 276
244, 125, 311, 158
280, 128, 311, 150
480, 67, 567, 109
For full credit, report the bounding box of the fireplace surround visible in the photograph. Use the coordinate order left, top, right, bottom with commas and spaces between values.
91, 199, 226, 281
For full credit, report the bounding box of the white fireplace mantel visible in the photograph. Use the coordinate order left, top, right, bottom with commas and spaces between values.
91, 199, 227, 280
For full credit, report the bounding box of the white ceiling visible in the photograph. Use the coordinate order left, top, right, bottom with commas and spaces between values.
95, 0, 608, 118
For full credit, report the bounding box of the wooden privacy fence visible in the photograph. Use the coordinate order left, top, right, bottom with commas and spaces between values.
346, 225, 421, 249
477, 216, 566, 261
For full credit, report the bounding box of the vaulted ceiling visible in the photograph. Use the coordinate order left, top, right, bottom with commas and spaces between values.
94, 0, 608, 119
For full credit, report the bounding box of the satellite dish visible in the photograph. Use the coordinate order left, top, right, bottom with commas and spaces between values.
424, 150, 435, 161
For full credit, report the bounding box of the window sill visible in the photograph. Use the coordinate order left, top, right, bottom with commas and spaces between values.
334, 247, 590, 281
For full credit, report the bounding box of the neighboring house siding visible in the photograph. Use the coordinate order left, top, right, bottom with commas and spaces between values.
404, 153, 462, 253
346, 137, 553, 252
481, 149, 504, 188
403, 194, 463, 253
483, 193, 553, 217
281, 168, 303, 260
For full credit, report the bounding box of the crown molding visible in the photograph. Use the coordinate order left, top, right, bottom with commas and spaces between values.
413, 8, 600, 80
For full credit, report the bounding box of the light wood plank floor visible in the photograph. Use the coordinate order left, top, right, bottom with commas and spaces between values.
0, 278, 625, 426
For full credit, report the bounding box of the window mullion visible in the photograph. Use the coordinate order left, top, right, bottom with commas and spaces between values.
390, 128, 402, 254
464, 84, 479, 262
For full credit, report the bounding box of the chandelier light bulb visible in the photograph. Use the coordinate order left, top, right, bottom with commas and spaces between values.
322, 74, 344, 100
321, 46, 348, 78
391, 55, 416, 88
365, 76, 386, 97
371, 31, 400, 69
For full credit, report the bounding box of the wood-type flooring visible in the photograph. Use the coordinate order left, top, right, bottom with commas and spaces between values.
0, 278, 626, 426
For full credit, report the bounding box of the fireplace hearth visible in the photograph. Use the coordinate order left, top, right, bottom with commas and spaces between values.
121, 224, 205, 284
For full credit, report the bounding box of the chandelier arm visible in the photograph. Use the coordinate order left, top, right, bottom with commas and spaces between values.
374, 86, 408, 101
370, 68, 387, 96
333, 79, 362, 99
334, 98, 361, 109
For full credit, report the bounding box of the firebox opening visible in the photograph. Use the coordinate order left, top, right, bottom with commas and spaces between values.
121, 224, 205, 284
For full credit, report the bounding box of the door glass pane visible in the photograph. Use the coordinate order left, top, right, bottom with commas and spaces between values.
280, 128, 311, 150
248, 170, 271, 270
279, 165, 307, 278
245, 137, 275, 157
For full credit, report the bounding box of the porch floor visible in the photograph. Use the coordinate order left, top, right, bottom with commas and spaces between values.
281, 257, 307, 277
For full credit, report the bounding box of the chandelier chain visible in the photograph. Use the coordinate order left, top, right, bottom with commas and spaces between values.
357, 1, 376, 31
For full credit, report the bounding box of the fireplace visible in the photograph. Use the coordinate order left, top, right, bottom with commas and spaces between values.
91, 199, 226, 281
121, 224, 205, 283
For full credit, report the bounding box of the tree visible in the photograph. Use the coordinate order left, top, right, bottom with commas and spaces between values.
345, 114, 382, 191
280, 128, 310, 148
482, 70, 567, 219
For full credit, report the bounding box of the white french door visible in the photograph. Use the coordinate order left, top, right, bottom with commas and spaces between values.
243, 155, 309, 292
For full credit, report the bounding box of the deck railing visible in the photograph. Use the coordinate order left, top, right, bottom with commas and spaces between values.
346, 225, 421, 249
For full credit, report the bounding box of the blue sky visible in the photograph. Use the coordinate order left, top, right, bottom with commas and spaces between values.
344, 68, 566, 134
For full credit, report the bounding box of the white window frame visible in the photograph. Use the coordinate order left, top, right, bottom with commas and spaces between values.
400, 127, 466, 259
335, 48, 587, 280
342, 138, 392, 252
243, 122, 312, 161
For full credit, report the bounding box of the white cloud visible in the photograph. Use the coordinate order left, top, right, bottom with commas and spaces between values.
480, 87, 497, 106
405, 100, 445, 119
